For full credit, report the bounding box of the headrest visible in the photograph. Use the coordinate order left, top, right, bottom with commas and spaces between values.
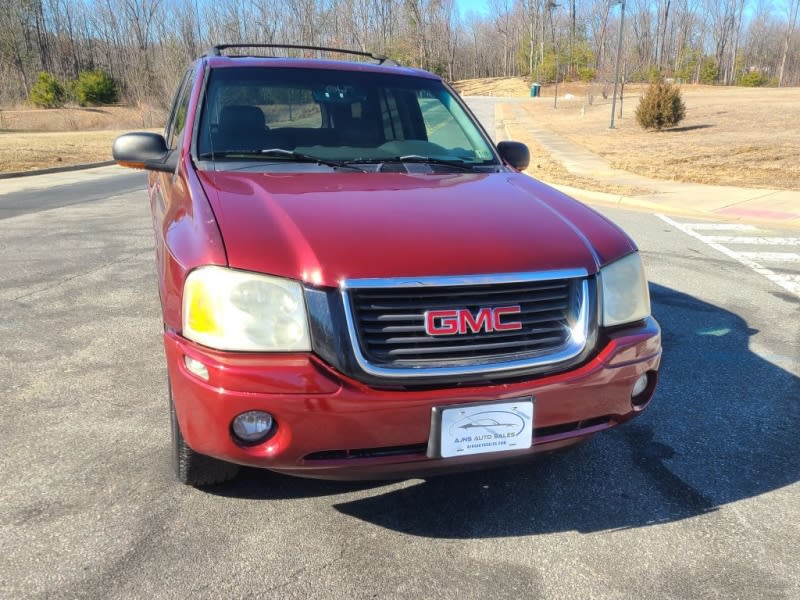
219, 105, 265, 131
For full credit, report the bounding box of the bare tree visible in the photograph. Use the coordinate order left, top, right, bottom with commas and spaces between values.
778, 0, 800, 86
3, 0, 800, 108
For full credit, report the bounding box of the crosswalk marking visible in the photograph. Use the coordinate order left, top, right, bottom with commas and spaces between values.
736, 252, 800, 262
703, 236, 800, 246
657, 214, 800, 298
681, 223, 758, 231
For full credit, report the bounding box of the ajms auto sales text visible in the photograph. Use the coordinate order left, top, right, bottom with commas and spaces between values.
453, 432, 518, 444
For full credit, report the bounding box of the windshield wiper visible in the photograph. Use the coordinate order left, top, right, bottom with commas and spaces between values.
344, 155, 489, 171
399, 155, 472, 167
260, 148, 364, 170
198, 149, 365, 171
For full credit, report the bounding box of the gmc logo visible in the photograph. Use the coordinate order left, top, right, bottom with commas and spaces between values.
424, 306, 523, 336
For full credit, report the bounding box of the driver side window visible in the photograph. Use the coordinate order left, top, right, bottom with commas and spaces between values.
165, 70, 195, 150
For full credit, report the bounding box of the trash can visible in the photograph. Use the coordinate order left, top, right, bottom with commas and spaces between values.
530, 83, 541, 97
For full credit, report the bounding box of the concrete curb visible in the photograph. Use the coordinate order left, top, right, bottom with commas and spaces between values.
0, 160, 116, 180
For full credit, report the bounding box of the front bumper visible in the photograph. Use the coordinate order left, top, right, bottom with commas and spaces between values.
166, 317, 661, 479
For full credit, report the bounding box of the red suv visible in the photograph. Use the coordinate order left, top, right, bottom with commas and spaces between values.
113, 45, 661, 486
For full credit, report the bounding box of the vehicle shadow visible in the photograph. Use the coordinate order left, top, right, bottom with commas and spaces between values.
206, 283, 799, 535
326, 283, 800, 536
204, 467, 383, 500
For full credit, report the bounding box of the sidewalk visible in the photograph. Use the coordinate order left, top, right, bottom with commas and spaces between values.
497, 100, 800, 228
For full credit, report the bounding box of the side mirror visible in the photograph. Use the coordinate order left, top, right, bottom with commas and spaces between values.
497, 141, 530, 171
112, 132, 177, 173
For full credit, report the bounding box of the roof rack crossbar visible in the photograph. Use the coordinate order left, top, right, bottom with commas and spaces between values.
202, 44, 398, 66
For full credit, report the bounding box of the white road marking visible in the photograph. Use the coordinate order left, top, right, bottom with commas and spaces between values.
736, 252, 800, 262
657, 214, 800, 298
682, 223, 758, 231
703, 236, 800, 246
749, 342, 799, 370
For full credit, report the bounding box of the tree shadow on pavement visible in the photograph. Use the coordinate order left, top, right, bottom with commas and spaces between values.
328, 283, 800, 537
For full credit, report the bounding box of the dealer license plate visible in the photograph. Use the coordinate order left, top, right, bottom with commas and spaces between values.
432, 398, 534, 458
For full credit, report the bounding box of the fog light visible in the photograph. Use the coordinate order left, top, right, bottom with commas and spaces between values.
632, 373, 649, 398
184, 356, 209, 380
231, 411, 274, 445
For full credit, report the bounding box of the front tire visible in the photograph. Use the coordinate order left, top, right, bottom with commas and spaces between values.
170, 384, 239, 486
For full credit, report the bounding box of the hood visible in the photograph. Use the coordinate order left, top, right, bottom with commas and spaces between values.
198, 170, 635, 287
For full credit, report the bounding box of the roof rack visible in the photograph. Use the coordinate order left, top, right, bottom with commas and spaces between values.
203, 44, 399, 66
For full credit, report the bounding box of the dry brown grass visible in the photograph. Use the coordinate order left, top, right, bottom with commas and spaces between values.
453, 77, 624, 100
0, 130, 130, 172
494, 104, 652, 196
512, 83, 800, 191
0, 105, 163, 132
457, 78, 800, 191
452, 77, 532, 97
522, 135, 653, 196
455, 78, 800, 190
0, 105, 165, 172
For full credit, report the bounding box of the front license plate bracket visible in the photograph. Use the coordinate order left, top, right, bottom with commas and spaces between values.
427, 397, 534, 459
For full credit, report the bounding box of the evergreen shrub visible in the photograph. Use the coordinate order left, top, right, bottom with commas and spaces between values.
29, 72, 66, 108
635, 80, 686, 131
74, 70, 118, 105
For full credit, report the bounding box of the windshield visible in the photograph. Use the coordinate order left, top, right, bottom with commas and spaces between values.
196, 67, 498, 168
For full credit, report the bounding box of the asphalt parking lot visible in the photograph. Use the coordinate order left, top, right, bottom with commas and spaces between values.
1, 168, 798, 599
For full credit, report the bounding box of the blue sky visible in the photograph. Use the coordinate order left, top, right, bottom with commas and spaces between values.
455, 0, 492, 18
454, 1, 796, 22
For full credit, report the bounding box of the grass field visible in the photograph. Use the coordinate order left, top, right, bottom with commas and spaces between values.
2, 83, 799, 193
0, 130, 135, 172
0, 105, 163, 173
454, 77, 800, 191
532, 85, 800, 191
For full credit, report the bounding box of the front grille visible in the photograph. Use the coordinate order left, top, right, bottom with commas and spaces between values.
342, 271, 590, 379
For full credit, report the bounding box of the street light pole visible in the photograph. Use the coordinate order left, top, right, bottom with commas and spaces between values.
529, 14, 534, 78
554, 51, 560, 109
538, 0, 547, 88
609, 0, 626, 129
549, 2, 560, 109
540, 6, 545, 84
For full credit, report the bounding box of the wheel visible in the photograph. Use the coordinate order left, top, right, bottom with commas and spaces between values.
169, 383, 240, 486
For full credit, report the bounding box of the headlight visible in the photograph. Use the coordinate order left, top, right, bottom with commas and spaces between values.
599, 253, 651, 327
182, 266, 311, 351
